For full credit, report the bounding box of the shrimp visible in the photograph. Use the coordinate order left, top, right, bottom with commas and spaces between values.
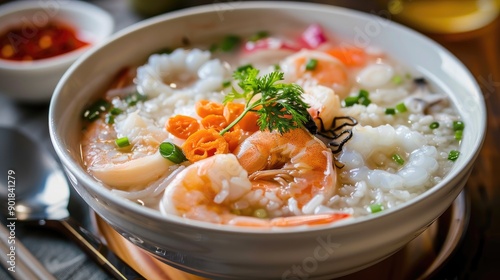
81, 112, 174, 190
234, 128, 337, 215
161, 154, 348, 227
302, 85, 342, 131
280, 50, 350, 99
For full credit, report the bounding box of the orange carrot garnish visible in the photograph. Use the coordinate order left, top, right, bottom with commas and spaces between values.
166, 115, 200, 139
182, 128, 229, 162
223, 102, 260, 133
196, 100, 224, 118
201, 115, 228, 132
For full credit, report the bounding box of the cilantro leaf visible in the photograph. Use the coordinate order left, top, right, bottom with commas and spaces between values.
221, 65, 310, 135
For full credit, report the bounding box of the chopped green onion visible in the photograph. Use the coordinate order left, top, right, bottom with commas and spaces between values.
274, 64, 281, 71
219, 35, 241, 52
358, 90, 371, 106
385, 108, 396, 115
453, 121, 465, 131
82, 99, 111, 122
395, 102, 407, 113
115, 137, 130, 148
448, 150, 460, 161
358, 89, 369, 98
429, 122, 439, 129
344, 96, 359, 107
455, 130, 463, 140
253, 208, 268, 219
105, 114, 115, 124
109, 107, 123, 115
125, 92, 147, 106
369, 203, 383, 213
392, 153, 405, 165
359, 96, 371, 106
159, 142, 187, 164
305, 58, 318, 71
222, 81, 231, 88
391, 75, 402, 85
249, 31, 270, 42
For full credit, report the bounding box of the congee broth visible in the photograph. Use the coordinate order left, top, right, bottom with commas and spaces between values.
80, 25, 462, 227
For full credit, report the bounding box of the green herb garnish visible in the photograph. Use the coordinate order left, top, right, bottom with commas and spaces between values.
358, 89, 369, 98
221, 65, 310, 135
392, 153, 405, 165
110, 107, 123, 115
115, 137, 130, 148
105, 114, 115, 124
430, 122, 439, 129
249, 31, 270, 42
395, 102, 407, 113
159, 142, 187, 164
305, 58, 318, 71
344, 89, 371, 107
222, 81, 231, 88
391, 75, 402, 85
455, 130, 463, 140
82, 99, 111, 122
219, 35, 242, 52
385, 108, 396, 115
125, 92, 147, 106
369, 203, 383, 213
344, 96, 359, 107
448, 150, 460, 161
453, 121, 465, 131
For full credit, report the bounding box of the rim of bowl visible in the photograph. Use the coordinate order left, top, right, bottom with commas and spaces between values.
49, 1, 486, 234
0, 0, 114, 70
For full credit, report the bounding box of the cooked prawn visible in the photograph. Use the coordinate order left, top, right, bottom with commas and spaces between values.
161, 154, 348, 227
303, 85, 342, 131
81, 112, 175, 190
280, 50, 350, 99
234, 128, 337, 213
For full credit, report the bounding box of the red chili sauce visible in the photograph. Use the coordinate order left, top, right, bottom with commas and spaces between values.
0, 21, 89, 61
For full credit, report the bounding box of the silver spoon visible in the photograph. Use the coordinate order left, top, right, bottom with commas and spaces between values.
0, 127, 144, 280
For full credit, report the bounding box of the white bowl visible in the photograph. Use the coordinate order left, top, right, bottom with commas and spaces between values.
0, 0, 114, 103
49, 2, 486, 279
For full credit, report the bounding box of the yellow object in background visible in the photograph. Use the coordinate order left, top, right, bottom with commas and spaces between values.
386, 0, 500, 33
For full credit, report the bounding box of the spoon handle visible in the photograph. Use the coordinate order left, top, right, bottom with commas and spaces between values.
44, 218, 145, 280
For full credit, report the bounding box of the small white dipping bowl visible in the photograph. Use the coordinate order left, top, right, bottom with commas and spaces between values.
49, 2, 486, 279
0, 0, 114, 103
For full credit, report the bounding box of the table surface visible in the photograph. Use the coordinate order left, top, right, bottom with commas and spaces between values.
1, 0, 499, 279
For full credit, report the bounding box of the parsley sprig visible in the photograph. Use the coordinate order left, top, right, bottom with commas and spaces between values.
220, 65, 310, 135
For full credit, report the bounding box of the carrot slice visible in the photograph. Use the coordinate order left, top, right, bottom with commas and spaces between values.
326, 47, 366, 67
223, 125, 242, 152
223, 102, 245, 123
201, 115, 228, 132
196, 100, 224, 118
182, 128, 229, 162
223, 102, 260, 133
166, 115, 200, 139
